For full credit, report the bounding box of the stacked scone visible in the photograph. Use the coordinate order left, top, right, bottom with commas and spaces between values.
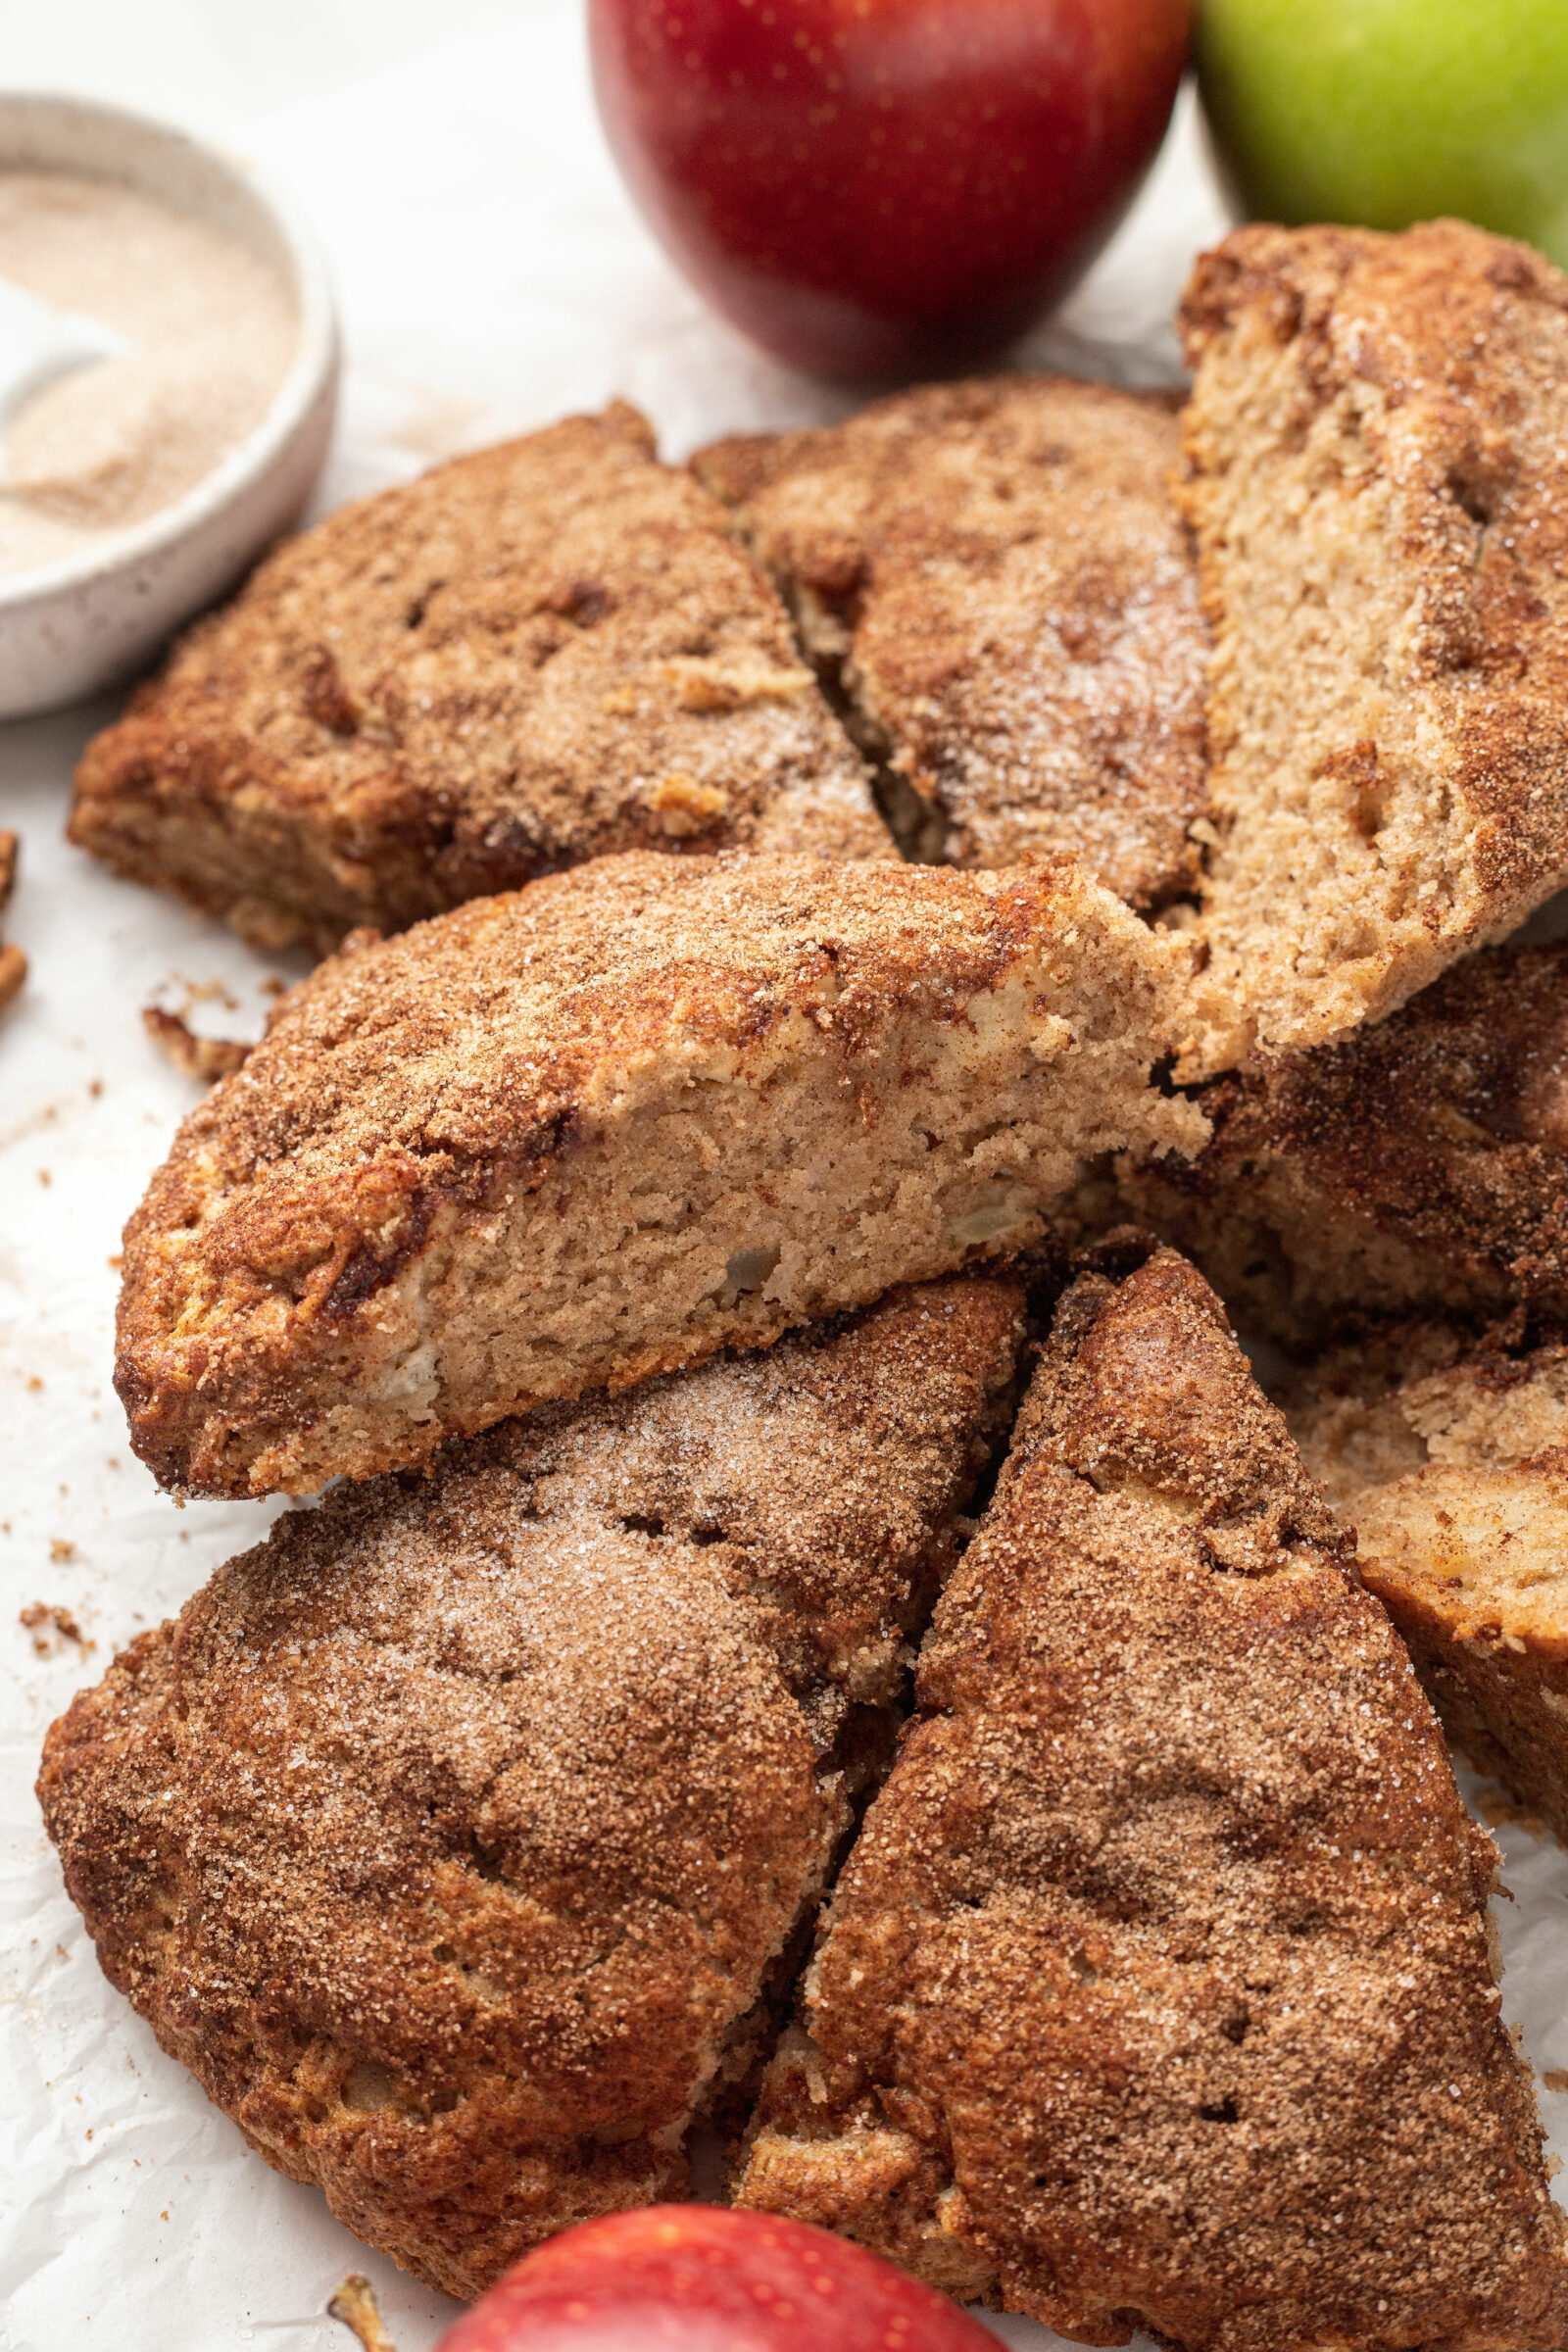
39, 217, 1568, 2351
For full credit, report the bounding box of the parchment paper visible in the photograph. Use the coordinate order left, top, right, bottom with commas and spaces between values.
1, 13, 1563, 2347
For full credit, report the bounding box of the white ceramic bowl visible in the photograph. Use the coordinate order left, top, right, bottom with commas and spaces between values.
0, 92, 338, 718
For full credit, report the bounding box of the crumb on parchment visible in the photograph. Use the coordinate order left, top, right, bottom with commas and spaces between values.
21, 1603, 92, 1657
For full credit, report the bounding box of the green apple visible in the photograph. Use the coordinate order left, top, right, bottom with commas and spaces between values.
1198, 0, 1568, 269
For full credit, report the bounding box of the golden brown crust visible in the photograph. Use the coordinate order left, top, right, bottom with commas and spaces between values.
1120, 940, 1568, 1348
69, 403, 889, 954
38, 1273, 1027, 2301
0, 828, 24, 1013
113, 850, 1203, 1498
1284, 1324, 1568, 1844
694, 375, 1211, 905
737, 1250, 1568, 2351
1177, 220, 1568, 1073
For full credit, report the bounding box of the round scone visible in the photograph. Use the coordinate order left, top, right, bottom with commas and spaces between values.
40, 1273, 1026, 2300
114, 850, 1203, 1497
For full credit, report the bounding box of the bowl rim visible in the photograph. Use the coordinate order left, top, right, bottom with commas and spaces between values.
0, 87, 338, 612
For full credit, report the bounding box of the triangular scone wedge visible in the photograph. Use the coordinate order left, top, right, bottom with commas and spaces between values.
70, 403, 890, 956
1176, 220, 1568, 1078
39, 1273, 1026, 2303
114, 851, 1203, 1497
735, 1249, 1568, 2351
1119, 940, 1568, 1349
694, 375, 1211, 906
1286, 1320, 1568, 1845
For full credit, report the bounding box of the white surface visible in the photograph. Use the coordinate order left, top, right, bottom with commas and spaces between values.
0, 8, 1564, 2350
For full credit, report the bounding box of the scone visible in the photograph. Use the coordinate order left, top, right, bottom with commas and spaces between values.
735, 1249, 1568, 2351
694, 375, 1211, 905
1177, 220, 1568, 1076
1285, 1321, 1568, 1842
1119, 940, 1568, 1348
69, 403, 890, 955
114, 851, 1204, 1499
38, 1273, 1026, 2302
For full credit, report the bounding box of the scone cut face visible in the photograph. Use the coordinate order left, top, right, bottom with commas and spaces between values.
1118, 940, 1568, 1349
736, 1249, 1568, 2352
1285, 1318, 1568, 1846
69, 401, 890, 956
39, 1274, 1028, 2302
1177, 220, 1568, 1077
113, 851, 1204, 1499
695, 373, 1212, 907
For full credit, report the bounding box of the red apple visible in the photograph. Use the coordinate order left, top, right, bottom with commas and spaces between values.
590, 0, 1194, 381
432, 2205, 1003, 2351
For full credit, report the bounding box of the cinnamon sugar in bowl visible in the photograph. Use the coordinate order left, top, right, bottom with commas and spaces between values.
0, 93, 337, 719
